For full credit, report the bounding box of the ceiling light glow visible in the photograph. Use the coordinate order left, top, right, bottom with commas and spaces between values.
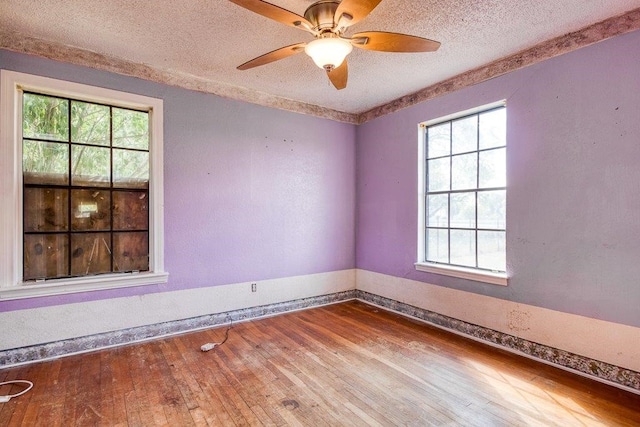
305, 37, 352, 71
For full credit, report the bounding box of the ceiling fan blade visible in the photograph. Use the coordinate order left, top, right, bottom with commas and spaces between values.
229, 0, 314, 32
351, 31, 441, 52
237, 43, 306, 70
334, 0, 382, 28
327, 60, 348, 90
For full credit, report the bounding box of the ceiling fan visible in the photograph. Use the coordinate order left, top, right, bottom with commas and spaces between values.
229, 0, 441, 90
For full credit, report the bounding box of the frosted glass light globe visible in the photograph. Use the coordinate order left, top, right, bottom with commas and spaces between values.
305, 37, 353, 70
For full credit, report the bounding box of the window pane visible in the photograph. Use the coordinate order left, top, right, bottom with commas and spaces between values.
71, 232, 112, 276
24, 187, 69, 232
22, 93, 69, 142
422, 105, 505, 275
451, 116, 477, 154
479, 147, 506, 188
71, 101, 110, 146
478, 190, 506, 230
24, 233, 69, 280
478, 231, 506, 271
451, 153, 477, 190
113, 149, 149, 188
450, 229, 475, 267
113, 191, 149, 230
427, 157, 449, 192
71, 144, 110, 186
450, 192, 475, 229
71, 189, 111, 231
17, 81, 158, 285
113, 108, 149, 150
427, 228, 448, 263
23, 140, 69, 185
479, 108, 506, 149
113, 232, 149, 272
427, 123, 450, 158
427, 194, 448, 227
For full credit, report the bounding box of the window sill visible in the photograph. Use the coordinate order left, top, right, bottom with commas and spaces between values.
0, 271, 169, 300
414, 262, 507, 286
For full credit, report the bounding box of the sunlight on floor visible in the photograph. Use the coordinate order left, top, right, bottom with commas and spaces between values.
464, 359, 608, 426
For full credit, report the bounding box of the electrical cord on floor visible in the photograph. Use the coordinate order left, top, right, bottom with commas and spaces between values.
200, 315, 233, 352
0, 380, 33, 403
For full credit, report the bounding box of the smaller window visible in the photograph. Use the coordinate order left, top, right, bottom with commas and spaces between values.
22, 93, 152, 281
416, 102, 507, 286
1, 70, 168, 300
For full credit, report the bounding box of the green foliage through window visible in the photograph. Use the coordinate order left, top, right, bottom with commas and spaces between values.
22, 92, 151, 281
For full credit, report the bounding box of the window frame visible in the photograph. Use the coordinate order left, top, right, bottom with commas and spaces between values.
415, 101, 508, 286
1, 70, 168, 300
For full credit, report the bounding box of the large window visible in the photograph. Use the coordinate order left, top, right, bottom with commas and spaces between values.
1, 70, 167, 299
416, 102, 507, 285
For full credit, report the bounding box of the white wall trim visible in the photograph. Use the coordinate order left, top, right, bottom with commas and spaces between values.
356, 294, 640, 395
416, 101, 508, 286
414, 262, 507, 286
0, 272, 170, 300
0, 269, 355, 351
2, 268, 638, 393
0, 69, 167, 297
355, 269, 640, 373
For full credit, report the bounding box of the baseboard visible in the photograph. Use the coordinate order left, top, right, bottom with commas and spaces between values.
355, 289, 640, 394
0, 269, 356, 352
3, 273, 638, 395
0, 290, 357, 368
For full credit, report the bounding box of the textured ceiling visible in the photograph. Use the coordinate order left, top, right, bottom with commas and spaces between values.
1, 0, 639, 119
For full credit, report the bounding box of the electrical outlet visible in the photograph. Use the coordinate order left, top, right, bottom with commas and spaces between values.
251, 283, 257, 292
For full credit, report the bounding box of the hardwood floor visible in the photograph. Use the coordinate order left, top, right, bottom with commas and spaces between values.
1, 300, 639, 426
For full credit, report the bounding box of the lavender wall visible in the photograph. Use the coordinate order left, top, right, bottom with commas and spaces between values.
0, 50, 356, 312
3, 30, 640, 329
356, 29, 640, 328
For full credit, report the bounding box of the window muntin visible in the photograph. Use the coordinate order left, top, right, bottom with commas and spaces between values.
423, 105, 506, 275
1, 70, 167, 299
22, 93, 151, 281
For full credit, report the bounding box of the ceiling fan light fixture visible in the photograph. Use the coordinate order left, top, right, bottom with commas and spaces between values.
305, 37, 352, 71
230, 0, 440, 89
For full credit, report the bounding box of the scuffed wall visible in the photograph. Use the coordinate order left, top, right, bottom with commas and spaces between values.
0, 49, 357, 312
356, 29, 640, 328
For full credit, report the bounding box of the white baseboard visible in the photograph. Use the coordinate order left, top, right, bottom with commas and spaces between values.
355, 269, 640, 373
0, 269, 356, 351
2, 267, 638, 393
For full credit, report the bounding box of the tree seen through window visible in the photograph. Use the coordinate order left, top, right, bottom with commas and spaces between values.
22, 92, 150, 281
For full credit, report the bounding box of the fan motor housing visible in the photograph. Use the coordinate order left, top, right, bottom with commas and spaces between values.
304, 0, 340, 31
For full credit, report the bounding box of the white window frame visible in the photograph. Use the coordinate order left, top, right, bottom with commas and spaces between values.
415, 101, 507, 286
0, 70, 168, 300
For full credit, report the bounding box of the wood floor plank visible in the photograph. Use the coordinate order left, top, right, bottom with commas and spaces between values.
1, 300, 639, 426
271, 311, 498, 426
270, 333, 414, 424
59, 353, 85, 425
128, 343, 171, 426
2, 363, 46, 426
276, 312, 456, 423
